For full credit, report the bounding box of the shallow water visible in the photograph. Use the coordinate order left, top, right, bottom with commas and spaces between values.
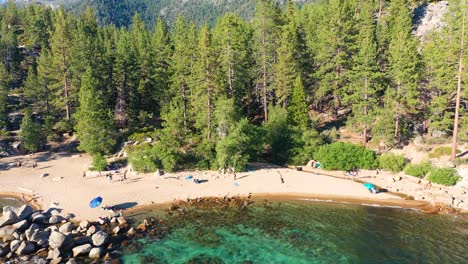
122, 200, 468, 264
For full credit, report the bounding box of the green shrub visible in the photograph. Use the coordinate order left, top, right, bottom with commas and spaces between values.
427, 167, 461, 186
378, 153, 406, 172
91, 153, 107, 171
313, 142, 378, 171
404, 161, 433, 178
127, 143, 161, 173
428, 146, 460, 158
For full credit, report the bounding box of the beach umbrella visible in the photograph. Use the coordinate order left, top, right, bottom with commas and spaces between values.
363, 183, 375, 190
90, 196, 103, 208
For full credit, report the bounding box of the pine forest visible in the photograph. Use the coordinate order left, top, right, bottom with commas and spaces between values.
0, 0, 466, 173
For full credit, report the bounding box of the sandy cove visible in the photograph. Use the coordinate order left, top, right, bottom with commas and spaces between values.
0, 151, 428, 221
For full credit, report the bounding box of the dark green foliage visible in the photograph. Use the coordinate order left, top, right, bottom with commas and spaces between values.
264, 105, 292, 165
314, 142, 378, 171
404, 161, 433, 178
0, 63, 8, 129
289, 129, 324, 166
216, 118, 264, 172
20, 110, 46, 153
91, 153, 107, 171
288, 76, 310, 131
127, 143, 160, 173
75, 67, 116, 155
427, 167, 461, 186
378, 153, 406, 173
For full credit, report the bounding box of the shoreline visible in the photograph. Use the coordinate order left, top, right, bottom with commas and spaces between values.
125, 192, 441, 217
0, 152, 466, 221
0, 192, 41, 210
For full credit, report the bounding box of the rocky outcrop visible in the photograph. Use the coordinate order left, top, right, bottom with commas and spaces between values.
413, 1, 449, 40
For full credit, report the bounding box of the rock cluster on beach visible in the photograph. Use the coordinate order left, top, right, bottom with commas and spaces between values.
0, 204, 148, 263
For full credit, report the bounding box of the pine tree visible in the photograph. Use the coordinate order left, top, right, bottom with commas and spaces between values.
345, 2, 382, 145
192, 26, 220, 142
288, 76, 309, 130
49, 8, 74, 120
75, 67, 116, 155
273, 25, 297, 107
386, 0, 420, 142
169, 15, 197, 131
312, 0, 356, 117
20, 110, 45, 153
252, 0, 282, 122
212, 13, 253, 110
152, 17, 172, 113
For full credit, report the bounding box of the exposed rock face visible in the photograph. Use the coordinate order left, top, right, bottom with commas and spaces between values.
91, 231, 108, 247
414, 1, 449, 40
72, 244, 92, 257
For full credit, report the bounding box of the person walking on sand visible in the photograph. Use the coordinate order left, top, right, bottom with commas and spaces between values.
83, 171, 86, 178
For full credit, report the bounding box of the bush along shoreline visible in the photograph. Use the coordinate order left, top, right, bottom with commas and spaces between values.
0, 204, 170, 264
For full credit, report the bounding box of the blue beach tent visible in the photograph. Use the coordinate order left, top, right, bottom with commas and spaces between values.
90, 196, 103, 208
363, 183, 375, 190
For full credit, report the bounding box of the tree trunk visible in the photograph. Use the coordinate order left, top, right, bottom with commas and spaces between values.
363, 77, 369, 146
262, 17, 268, 123
64, 76, 70, 120
378, 0, 383, 18
394, 81, 401, 141
182, 83, 187, 131
451, 9, 465, 160
227, 43, 234, 98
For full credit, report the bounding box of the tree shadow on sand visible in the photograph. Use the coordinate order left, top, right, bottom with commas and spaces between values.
113, 202, 138, 210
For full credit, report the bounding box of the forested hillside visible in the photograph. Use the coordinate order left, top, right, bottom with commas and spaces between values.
0, 0, 466, 173
68, 0, 312, 28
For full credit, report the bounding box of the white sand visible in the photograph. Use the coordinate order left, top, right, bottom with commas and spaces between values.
0, 152, 404, 221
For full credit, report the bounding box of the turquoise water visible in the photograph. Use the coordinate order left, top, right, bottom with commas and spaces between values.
122, 200, 468, 264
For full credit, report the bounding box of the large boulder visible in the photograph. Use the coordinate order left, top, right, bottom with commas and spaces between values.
72, 244, 92, 257
16, 241, 35, 255
0, 208, 18, 227
88, 247, 103, 259
12, 219, 29, 231
91, 231, 108, 247
16, 205, 34, 221
0, 225, 17, 238
31, 213, 49, 224
59, 222, 73, 234
49, 215, 65, 224
48, 231, 67, 249
29, 230, 50, 243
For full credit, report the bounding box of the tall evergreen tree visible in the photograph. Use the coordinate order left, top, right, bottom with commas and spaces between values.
274, 25, 297, 107
75, 67, 116, 155
49, 8, 74, 120
213, 13, 253, 111
312, 0, 356, 117
386, 0, 420, 142
345, 2, 382, 145
252, 0, 282, 122
288, 76, 309, 130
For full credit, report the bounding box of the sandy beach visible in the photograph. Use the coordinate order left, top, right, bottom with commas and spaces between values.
0, 151, 422, 221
